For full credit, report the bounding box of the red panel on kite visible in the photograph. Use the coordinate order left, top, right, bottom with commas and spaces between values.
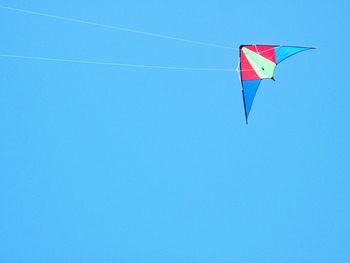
244, 45, 277, 63
240, 49, 260, 81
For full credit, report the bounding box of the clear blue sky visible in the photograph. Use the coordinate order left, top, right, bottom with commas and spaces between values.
1, 0, 349, 262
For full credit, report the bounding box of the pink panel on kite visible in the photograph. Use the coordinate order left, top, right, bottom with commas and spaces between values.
244, 45, 277, 63
240, 49, 260, 80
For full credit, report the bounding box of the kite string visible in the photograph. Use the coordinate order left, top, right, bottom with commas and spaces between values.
0, 54, 236, 72
0, 5, 237, 51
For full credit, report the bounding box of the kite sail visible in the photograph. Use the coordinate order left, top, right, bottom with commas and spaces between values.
239, 45, 314, 123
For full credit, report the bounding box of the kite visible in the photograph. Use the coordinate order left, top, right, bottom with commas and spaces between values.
238, 45, 315, 123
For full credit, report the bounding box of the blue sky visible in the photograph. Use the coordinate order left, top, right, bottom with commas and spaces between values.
1, 0, 349, 262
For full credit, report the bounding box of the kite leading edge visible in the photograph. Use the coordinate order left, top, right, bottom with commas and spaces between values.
238, 45, 315, 123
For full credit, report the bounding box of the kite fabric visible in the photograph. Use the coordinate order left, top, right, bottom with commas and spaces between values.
239, 45, 315, 123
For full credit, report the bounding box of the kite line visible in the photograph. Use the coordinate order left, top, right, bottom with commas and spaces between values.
0, 54, 236, 72
0, 5, 237, 51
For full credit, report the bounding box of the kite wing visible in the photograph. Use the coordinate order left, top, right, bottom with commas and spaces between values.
239, 45, 314, 123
